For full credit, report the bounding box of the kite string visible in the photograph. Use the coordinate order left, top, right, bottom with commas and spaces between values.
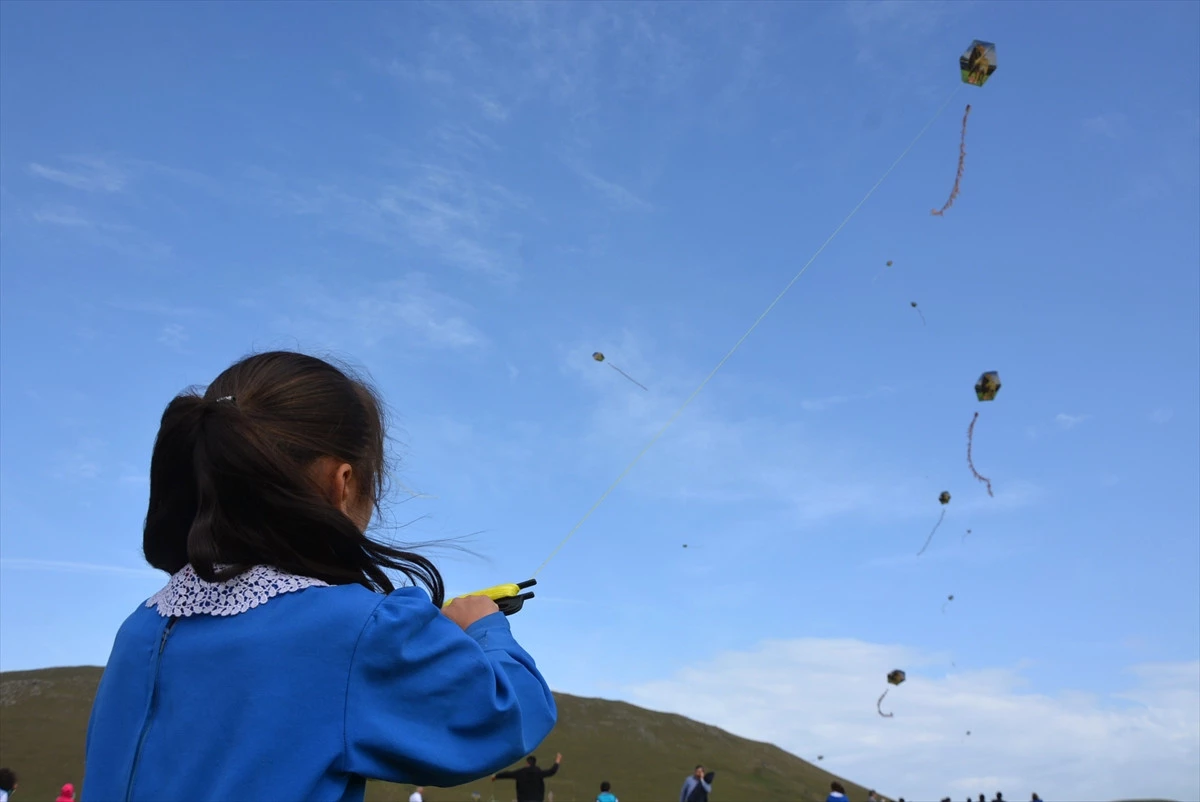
531, 84, 964, 579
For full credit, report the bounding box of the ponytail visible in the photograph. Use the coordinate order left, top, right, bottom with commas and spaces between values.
141, 351, 445, 605
143, 393, 206, 575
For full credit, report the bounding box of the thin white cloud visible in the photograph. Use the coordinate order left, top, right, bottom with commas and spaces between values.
566, 161, 654, 212
473, 93, 510, 122
0, 558, 160, 578
843, 0, 958, 87
802, 386, 896, 412
27, 204, 172, 260
1054, 413, 1090, 429
51, 437, 106, 481
625, 638, 1200, 801
1083, 112, 1130, 141
431, 124, 502, 161
30, 206, 98, 227
249, 164, 528, 281
107, 299, 207, 318
27, 156, 127, 192
383, 58, 455, 87
158, 323, 189, 350
274, 273, 486, 350
1150, 407, 1174, 424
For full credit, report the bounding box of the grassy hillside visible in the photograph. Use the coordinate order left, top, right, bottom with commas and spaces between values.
1, 666, 873, 802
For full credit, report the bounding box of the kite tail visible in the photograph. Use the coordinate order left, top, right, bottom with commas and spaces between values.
608, 363, 649, 391
966, 411, 994, 497
917, 508, 946, 556
876, 688, 894, 718
931, 104, 971, 216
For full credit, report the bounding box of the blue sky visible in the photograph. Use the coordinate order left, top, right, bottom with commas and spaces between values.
1, 1, 1197, 799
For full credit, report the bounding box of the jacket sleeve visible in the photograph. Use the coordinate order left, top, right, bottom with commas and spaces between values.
494, 770, 517, 780
541, 764, 560, 778
343, 588, 557, 786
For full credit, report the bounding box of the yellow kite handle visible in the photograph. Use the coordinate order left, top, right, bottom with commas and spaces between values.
443, 579, 536, 616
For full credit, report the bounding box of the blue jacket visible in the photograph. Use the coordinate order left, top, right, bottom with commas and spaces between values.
680, 774, 713, 802
597, 792, 618, 802
83, 583, 557, 801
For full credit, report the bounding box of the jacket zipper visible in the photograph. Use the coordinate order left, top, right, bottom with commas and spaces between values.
125, 617, 177, 802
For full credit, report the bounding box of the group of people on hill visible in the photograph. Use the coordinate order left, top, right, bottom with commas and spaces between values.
0, 770, 75, 802
485, 753, 715, 802
828, 783, 1043, 802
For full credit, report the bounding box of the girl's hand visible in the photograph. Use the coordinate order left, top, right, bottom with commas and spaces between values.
442, 594, 500, 630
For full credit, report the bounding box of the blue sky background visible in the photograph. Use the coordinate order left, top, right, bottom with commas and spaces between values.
2, 1, 1198, 799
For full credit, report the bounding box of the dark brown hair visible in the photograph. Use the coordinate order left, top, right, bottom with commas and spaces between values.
142, 350, 444, 605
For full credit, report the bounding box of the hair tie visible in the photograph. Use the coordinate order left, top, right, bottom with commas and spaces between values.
215, 395, 236, 404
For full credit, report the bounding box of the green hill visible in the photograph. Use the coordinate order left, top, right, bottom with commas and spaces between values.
1, 666, 873, 802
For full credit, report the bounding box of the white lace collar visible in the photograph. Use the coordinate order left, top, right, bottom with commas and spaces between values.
146, 563, 330, 617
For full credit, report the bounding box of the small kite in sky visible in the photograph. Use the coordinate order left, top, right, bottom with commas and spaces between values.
967, 371, 1000, 496
911, 301, 926, 326
877, 669, 907, 718
942, 594, 955, 613
918, 492, 952, 556
592, 351, 648, 391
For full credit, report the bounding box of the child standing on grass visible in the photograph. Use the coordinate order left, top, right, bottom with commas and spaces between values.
82, 350, 557, 802
596, 780, 618, 802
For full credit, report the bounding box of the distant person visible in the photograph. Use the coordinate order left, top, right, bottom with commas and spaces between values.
493, 753, 562, 802
867, 791, 881, 802
826, 781, 848, 802
1031, 795, 1041, 801
597, 780, 618, 802
55, 784, 75, 802
680, 765, 714, 802
994, 794, 1004, 802
80, 351, 557, 802
409, 787, 424, 802
0, 768, 16, 802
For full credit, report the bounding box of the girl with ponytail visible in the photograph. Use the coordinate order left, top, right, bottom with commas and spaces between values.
83, 351, 556, 802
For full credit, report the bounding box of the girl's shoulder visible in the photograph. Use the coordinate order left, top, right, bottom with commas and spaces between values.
139, 564, 437, 621
122, 566, 441, 651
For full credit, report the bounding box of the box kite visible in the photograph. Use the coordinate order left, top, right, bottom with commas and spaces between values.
975, 371, 1001, 401
967, 371, 1000, 496
960, 40, 997, 87
877, 669, 907, 717
932, 41, 996, 217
